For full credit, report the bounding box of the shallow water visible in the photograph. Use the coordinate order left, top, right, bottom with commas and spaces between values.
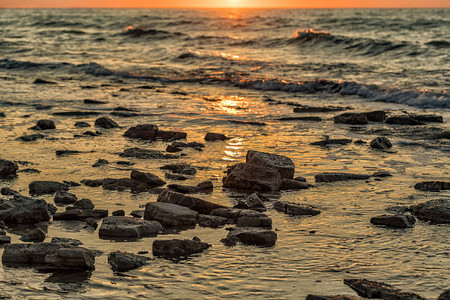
0, 8, 449, 299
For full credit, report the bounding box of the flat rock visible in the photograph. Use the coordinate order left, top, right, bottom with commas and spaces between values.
223, 163, 282, 191
221, 227, 277, 247
0, 235, 11, 244
385, 116, 425, 125
280, 178, 309, 190
124, 124, 158, 140
108, 251, 149, 272
120, 148, 178, 159
370, 137, 393, 150
94, 117, 119, 129
0, 159, 18, 179
0, 194, 50, 224
278, 116, 322, 121
273, 200, 321, 216
152, 238, 211, 258
157, 189, 225, 214
53, 209, 108, 221
54, 191, 78, 205
112, 210, 125, 216
370, 214, 416, 228
343, 279, 426, 299
414, 181, 450, 192
409, 199, 450, 224
18, 133, 45, 142
75, 121, 90, 128
160, 164, 196, 175
130, 170, 166, 188
99, 216, 162, 238
144, 202, 198, 227
293, 105, 347, 113
205, 132, 229, 141
197, 215, 228, 228
306, 295, 363, 300
315, 173, 370, 182
156, 130, 186, 141
29, 181, 69, 195
408, 114, 443, 123
364, 111, 386, 122
334, 113, 368, 125
310, 138, 352, 146
53, 111, 101, 116
20, 227, 46, 242
246, 150, 295, 179
51, 237, 82, 247
236, 210, 272, 228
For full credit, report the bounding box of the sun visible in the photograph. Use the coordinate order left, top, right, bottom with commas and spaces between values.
227, 0, 242, 7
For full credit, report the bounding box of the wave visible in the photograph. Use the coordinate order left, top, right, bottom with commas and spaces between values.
426, 40, 450, 48
121, 26, 185, 39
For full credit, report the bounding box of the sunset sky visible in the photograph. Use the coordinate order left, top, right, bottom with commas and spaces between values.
1, 0, 449, 8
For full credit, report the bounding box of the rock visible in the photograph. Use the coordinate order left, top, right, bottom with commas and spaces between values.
334, 113, 368, 125
2, 243, 95, 271
112, 210, 125, 216
197, 180, 214, 191
223, 163, 282, 191
414, 181, 450, 192
53, 111, 101, 116
84, 99, 107, 104
92, 159, 109, 167
306, 295, 362, 300
237, 210, 272, 228
165, 173, 188, 180
116, 160, 135, 166
167, 181, 212, 194
211, 208, 244, 222
160, 164, 196, 175
56, 150, 81, 156
157, 189, 225, 215
1, 187, 19, 196
280, 178, 309, 190
75, 121, 90, 128
278, 116, 322, 121
273, 201, 321, 216
73, 198, 95, 210
0, 194, 50, 224
205, 132, 229, 141
130, 170, 166, 188
364, 111, 386, 122
20, 227, 46, 242
53, 209, 108, 221
99, 216, 162, 238
18, 133, 45, 141
409, 199, 450, 224
152, 238, 211, 258
120, 148, 178, 159
294, 176, 307, 182
51, 237, 82, 247
33, 78, 56, 84
197, 215, 228, 228
221, 227, 277, 247
94, 117, 119, 129
438, 290, 450, 300
130, 210, 144, 218
311, 138, 352, 146
108, 251, 150, 272
102, 178, 148, 193
0, 235, 11, 244
246, 150, 295, 179
144, 202, 197, 228
0, 220, 5, 228
315, 173, 370, 182
0, 159, 18, 179
408, 114, 443, 123
385, 116, 425, 125
293, 106, 347, 113
172, 141, 205, 149
34, 119, 55, 130
54, 191, 78, 205
372, 171, 392, 177
370, 137, 392, 150
124, 124, 159, 140
85, 217, 98, 229
156, 130, 186, 141
111, 111, 140, 117
166, 145, 182, 152
18, 168, 40, 174
370, 214, 416, 228
245, 193, 266, 211
343, 279, 426, 299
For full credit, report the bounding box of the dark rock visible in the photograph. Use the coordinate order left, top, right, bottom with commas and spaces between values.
280, 178, 309, 190
370, 214, 416, 228
160, 164, 196, 175
410, 199, 450, 224
56, 150, 81, 156
311, 138, 352, 146
124, 124, 158, 140
221, 227, 277, 247
108, 251, 149, 272
334, 113, 368, 125
197, 214, 228, 228
99, 216, 162, 238
81, 179, 104, 187
343, 278, 426, 299
306, 295, 362, 300
0, 235, 11, 244
156, 130, 187, 141
167, 184, 199, 194
157, 189, 225, 215
92, 159, 109, 167
205, 132, 229, 141
85, 217, 98, 229
364, 111, 386, 122
166, 145, 182, 153
51, 237, 82, 247
130, 170, 166, 188
17, 168, 41, 174
82, 130, 100, 136
172, 141, 205, 149
33, 78, 56, 84
278, 116, 322, 121
120, 148, 178, 159
114, 106, 136, 112
74, 121, 90, 128
53, 111, 101, 116
34, 119, 55, 130
0, 112, 5, 117
20, 227, 46, 242
274, 200, 321, 216
236, 210, 272, 228
101, 178, 147, 193
112, 210, 125, 216
372, 171, 392, 177
414, 181, 450, 192
116, 160, 135, 166
144, 202, 198, 227
18, 133, 45, 141
370, 137, 393, 150
84, 99, 107, 104
438, 290, 450, 300
385, 116, 425, 125
228, 120, 267, 126
246, 150, 295, 179
315, 173, 370, 182
95, 117, 119, 129
294, 176, 307, 182
0, 159, 18, 179
130, 210, 144, 218
0, 195, 50, 224
53, 209, 108, 221
223, 163, 282, 191
152, 238, 211, 258
165, 173, 188, 181
408, 114, 443, 123
1, 187, 20, 196
54, 191, 77, 205
293, 106, 347, 113
245, 193, 266, 211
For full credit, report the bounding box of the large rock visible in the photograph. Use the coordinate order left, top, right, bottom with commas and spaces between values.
315, 173, 370, 182
152, 238, 211, 258
0, 195, 50, 224
99, 216, 162, 238
0, 159, 18, 179
144, 202, 198, 227
54, 191, 78, 205
124, 124, 158, 140
94, 117, 119, 129
130, 170, 166, 188
120, 148, 178, 159
2, 243, 95, 271
236, 210, 272, 228
246, 150, 295, 179
204, 132, 229, 141
31, 119, 55, 130
156, 130, 186, 141
370, 137, 393, 150
343, 279, 426, 299
370, 214, 416, 228
385, 116, 425, 125
223, 163, 282, 191
157, 189, 225, 214
273, 201, 321, 216
29, 181, 69, 195
73, 198, 95, 210
408, 114, 443, 123
20, 228, 46, 242
414, 181, 450, 192
334, 113, 368, 125
364, 111, 386, 122
108, 251, 149, 272
409, 199, 450, 224
221, 227, 277, 247
197, 215, 228, 228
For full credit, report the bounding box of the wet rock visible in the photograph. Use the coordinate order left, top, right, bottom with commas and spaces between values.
54, 191, 77, 205
53, 208, 107, 221
18, 133, 45, 141
144, 202, 198, 227
334, 113, 368, 125
306, 295, 363, 300
85, 217, 98, 229
94, 117, 119, 129
315, 173, 370, 182
245, 193, 266, 211
408, 114, 443, 123
56, 150, 81, 156
20, 227, 46, 242
228, 120, 267, 126
81, 179, 104, 187
310, 138, 352, 146
33, 78, 56, 84
273, 200, 321, 216
0, 159, 18, 179
130, 170, 166, 188
414, 181, 450, 192
157, 189, 225, 214
53, 111, 101, 116
364, 111, 386, 122
33, 119, 55, 130
17, 168, 41, 174
280, 178, 309, 190
102, 178, 147, 193
372, 171, 392, 177
370, 214, 416, 228
130, 210, 144, 218
108, 251, 150, 272
370, 137, 393, 150
112, 210, 125, 216
111, 111, 140, 117
385, 116, 425, 125
51, 237, 82, 247
0, 195, 50, 224
221, 227, 277, 247
237, 210, 272, 228
343, 279, 426, 299
0, 112, 5, 117
167, 181, 213, 194
120, 147, 178, 159
84, 99, 106, 104
73, 198, 95, 210
246, 150, 295, 179
166, 145, 182, 153
438, 290, 450, 300
165, 173, 188, 181
124, 124, 158, 140
205, 132, 229, 141
409, 199, 450, 224
74, 121, 90, 128
92, 159, 109, 167
172, 141, 205, 149
156, 130, 187, 141
223, 163, 282, 191
160, 164, 196, 175
0, 220, 4, 228
197, 215, 228, 228
116, 160, 135, 166
152, 238, 211, 258
293, 105, 347, 113
0, 235, 11, 244
294, 176, 307, 182
99, 216, 162, 238
1, 187, 20, 196
277, 116, 322, 121
197, 180, 214, 191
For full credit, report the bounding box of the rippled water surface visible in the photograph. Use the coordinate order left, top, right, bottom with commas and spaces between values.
0, 8, 449, 299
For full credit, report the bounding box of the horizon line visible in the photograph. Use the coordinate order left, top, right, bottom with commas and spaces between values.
2, 6, 449, 9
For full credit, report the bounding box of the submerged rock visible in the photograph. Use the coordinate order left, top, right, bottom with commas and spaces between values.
334, 113, 368, 125
246, 150, 295, 179
310, 138, 352, 146
221, 227, 277, 247
293, 105, 347, 113
120, 148, 178, 159
156, 130, 186, 141
223, 163, 282, 191
370, 137, 393, 150
204, 132, 229, 141
29, 181, 69, 195
157, 189, 225, 214
364, 110, 386, 122
414, 181, 450, 192
160, 164, 196, 175
408, 114, 443, 123
152, 238, 211, 258
280, 178, 309, 190
385, 116, 425, 125
99, 216, 162, 238
18, 133, 45, 142
0, 159, 18, 179
315, 173, 370, 182
108, 251, 150, 272
75, 121, 90, 128
124, 124, 158, 140
144, 202, 198, 227
94, 117, 119, 129
236, 210, 272, 228
273, 201, 321, 216
409, 199, 450, 224
343, 279, 426, 299
0, 194, 50, 224
33, 119, 55, 130
370, 214, 416, 228
306, 296, 363, 300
